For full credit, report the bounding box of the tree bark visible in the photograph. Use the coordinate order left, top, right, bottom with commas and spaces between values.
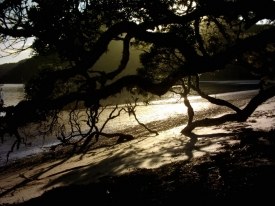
181, 86, 275, 134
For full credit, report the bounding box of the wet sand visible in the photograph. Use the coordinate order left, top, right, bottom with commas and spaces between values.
0, 90, 258, 166
1, 89, 274, 204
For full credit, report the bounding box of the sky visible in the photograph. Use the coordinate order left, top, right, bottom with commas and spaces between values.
0, 48, 32, 64
0, 36, 34, 64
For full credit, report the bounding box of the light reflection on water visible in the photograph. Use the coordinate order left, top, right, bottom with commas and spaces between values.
0, 81, 258, 131
0, 81, 259, 165
0, 83, 206, 124
0, 80, 260, 107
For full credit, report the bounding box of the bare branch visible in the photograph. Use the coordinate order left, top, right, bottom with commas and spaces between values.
191, 75, 241, 113
182, 86, 275, 133
125, 98, 159, 135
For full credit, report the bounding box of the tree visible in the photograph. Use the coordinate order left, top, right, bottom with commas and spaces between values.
0, 0, 275, 155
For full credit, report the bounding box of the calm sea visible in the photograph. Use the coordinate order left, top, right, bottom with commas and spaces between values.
1, 84, 25, 107
0, 80, 260, 107
0, 80, 260, 166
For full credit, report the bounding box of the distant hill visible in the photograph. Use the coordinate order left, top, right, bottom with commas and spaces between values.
0, 56, 62, 83
0, 59, 28, 79
0, 41, 142, 84
200, 64, 259, 81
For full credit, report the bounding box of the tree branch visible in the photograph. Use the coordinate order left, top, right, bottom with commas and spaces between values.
191, 75, 241, 113
181, 86, 275, 133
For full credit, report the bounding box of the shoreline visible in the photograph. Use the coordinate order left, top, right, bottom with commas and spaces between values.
1, 89, 274, 204
0, 90, 258, 168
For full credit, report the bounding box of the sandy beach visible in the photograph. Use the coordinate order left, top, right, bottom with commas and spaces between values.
0, 89, 275, 205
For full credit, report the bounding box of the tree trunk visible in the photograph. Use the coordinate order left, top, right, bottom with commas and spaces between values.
181, 86, 275, 134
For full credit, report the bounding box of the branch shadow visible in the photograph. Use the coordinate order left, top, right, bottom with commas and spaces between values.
4, 129, 275, 205
0, 153, 75, 199
0, 129, 248, 202
183, 132, 239, 160
40, 131, 239, 190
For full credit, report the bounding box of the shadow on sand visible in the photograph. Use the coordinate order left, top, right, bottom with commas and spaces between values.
2, 129, 275, 205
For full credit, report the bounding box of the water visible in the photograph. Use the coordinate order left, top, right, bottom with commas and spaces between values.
0, 81, 260, 166
0, 80, 261, 107
1, 84, 25, 107
199, 80, 260, 95
200, 80, 260, 84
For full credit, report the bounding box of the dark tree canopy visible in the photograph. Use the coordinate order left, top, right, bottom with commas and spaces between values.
0, 0, 275, 154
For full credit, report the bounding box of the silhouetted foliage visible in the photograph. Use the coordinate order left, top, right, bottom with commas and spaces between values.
0, 0, 275, 152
